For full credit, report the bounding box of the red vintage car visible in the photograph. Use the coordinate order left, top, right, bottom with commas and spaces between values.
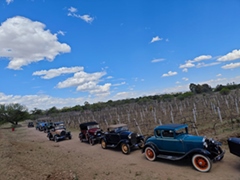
79, 121, 103, 145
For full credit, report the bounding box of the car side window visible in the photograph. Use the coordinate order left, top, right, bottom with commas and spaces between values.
156, 130, 161, 137
162, 130, 174, 138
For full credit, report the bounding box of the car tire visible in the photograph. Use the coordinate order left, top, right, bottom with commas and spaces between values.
192, 154, 212, 172
69, 136, 72, 140
121, 143, 130, 155
54, 136, 58, 143
145, 147, 156, 161
101, 139, 107, 149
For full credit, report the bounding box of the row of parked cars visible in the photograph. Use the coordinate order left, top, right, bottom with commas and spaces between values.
29, 121, 240, 173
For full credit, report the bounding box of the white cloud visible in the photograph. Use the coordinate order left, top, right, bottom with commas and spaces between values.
196, 62, 220, 68
0, 92, 84, 111
182, 77, 189, 81
0, 16, 71, 70
112, 82, 126, 86
33, 66, 84, 79
68, 7, 77, 13
193, 55, 212, 62
57, 71, 111, 95
68, 7, 94, 24
179, 61, 195, 69
221, 62, 240, 69
6, 0, 13, 5
162, 71, 177, 77
151, 58, 165, 63
216, 74, 222, 77
150, 36, 162, 43
57, 31, 65, 36
218, 49, 240, 61
180, 54, 216, 71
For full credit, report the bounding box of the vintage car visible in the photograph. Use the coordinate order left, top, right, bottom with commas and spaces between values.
100, 123, 144, 154
35, 122, 46, 131
143, 124, 225, 172
27, 122, 34, 128
228, 137, 240, 157
43, 122, 54, 133
47, 124, 72, 142
79, 121, 103, 145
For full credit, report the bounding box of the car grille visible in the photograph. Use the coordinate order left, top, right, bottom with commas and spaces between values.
130, 133, 137, 145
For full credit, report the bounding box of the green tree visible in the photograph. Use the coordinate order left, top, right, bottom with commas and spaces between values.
0, 103, 29, 125
220, 87, 230, 95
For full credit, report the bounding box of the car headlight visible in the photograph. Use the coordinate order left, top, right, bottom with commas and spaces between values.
128, 134, 131, 139
203, 141, 208, 148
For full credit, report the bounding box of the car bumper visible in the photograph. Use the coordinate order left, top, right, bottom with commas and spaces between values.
56, 135, 71, 140
213, 150, 225, 161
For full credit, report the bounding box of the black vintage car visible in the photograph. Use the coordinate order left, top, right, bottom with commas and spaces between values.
228, 137, 240, 157
28, 122, 34, 128
100, 124, 144, 154
79, 121, 103, 145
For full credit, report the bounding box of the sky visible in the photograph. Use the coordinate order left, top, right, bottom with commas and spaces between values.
1, 0, 240, 111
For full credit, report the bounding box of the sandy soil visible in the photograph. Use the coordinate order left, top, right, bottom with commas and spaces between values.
0, 124, 240, 180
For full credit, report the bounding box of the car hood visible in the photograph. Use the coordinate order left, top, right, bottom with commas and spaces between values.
88, 128, 101, 133
119, 130, 132, 136
181, 134, 205, 142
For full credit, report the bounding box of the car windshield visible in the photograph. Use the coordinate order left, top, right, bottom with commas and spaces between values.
115, 126, 128, 132
55, 125, 65, 130
87, 124, 99, 129
175, 128, 186, 135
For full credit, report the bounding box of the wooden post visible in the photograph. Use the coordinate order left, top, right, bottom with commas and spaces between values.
134, 118, 143, 135
217, 107, 223, 123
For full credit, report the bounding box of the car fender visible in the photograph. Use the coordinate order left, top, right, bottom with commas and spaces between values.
185, 148, 211, 158
142, 142, 159, 154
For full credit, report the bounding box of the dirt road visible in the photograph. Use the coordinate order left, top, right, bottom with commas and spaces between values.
0, 124, 239, 180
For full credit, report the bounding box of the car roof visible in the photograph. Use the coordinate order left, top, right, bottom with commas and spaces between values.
155, 124, 188, 131
108, 124, 128, 129
79, 121, 99, 130
54, 122, 64, 125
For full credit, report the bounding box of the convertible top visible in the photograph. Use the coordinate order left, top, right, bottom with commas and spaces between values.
79, 121, 99, 130
107, 124, 128, 129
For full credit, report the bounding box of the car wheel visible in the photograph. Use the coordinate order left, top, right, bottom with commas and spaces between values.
69, 136, 72, 140
138, 139, 144, 149
101, 139, 107, 149
89, 138, 94, 146
192, 154, 212, 172
145, 147, 156, 161
121, 143, 130, 155
54, 136, 58, 143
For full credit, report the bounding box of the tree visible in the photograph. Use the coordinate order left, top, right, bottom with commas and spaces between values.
189, 83, 197, 93
0, 103, 29, 125
220, 87, 230, 95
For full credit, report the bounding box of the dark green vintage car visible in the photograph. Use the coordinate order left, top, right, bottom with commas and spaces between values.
100, 124, 144, 155
143, 124, 225, 172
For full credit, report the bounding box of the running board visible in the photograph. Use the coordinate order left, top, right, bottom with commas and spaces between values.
157, 154, 183, 161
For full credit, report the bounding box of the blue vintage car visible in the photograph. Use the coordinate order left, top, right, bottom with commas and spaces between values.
143, 124, 225, 172
36, 122, 46, 131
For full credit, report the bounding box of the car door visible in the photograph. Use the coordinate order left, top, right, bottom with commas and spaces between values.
156, 130, 185, 154
105, 129, 120, 145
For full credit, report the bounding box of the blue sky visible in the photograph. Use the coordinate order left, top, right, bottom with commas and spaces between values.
1, 0, 240, 110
